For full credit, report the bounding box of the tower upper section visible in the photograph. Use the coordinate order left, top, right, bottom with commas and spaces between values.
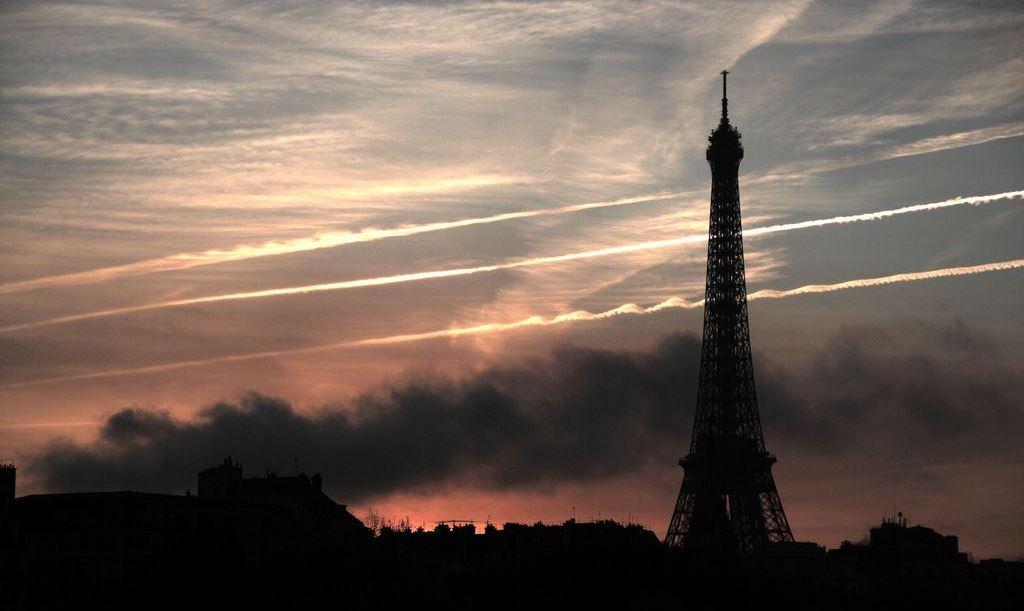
707, 70, 744, 164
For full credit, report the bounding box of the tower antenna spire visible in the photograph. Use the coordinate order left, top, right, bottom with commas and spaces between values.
721, 70, 729, 121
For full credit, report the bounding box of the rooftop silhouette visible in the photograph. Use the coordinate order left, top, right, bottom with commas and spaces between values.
3, 456, 1022, 610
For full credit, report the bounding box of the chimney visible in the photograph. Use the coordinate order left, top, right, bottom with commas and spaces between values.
197, 456, 242, 499
0, 461, 15, 538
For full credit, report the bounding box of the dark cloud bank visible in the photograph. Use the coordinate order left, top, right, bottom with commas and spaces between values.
30, 320, 1023, 502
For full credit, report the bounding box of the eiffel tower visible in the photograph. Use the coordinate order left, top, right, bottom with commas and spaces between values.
664, 72, 794, 553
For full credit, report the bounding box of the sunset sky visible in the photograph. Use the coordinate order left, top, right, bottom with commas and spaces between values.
1, 0, 1022, 559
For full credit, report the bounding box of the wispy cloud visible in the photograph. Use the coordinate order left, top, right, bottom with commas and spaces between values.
885, 123, 1024, 160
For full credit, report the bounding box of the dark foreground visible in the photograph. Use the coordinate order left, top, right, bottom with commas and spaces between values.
3, 517, 1022, 610
2, 462, 1020, 609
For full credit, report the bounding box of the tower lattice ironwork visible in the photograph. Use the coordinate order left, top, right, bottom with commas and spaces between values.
664, 71, 794, 553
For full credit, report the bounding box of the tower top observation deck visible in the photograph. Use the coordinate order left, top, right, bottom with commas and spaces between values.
708, 70, 743, 162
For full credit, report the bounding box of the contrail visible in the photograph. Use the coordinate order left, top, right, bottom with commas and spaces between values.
0, 420, 102, 429
7, 258, 1023, 388
746, 259, 1024, 300
0, 236, 709, 333
0, 190, 696, 295
3, 187, 1017, 297
743, 189, 1023, 237
3, 189, 1020, 334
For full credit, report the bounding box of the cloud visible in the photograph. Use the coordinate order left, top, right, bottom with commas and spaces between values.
758, 319, 1024, 455
28, 320, 1023, 502
28, 334, 700, 499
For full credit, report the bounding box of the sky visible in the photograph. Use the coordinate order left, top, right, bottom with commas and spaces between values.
1, 0, 1023, 559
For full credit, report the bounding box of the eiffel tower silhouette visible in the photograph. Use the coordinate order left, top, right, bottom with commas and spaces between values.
665, 72, 794, 553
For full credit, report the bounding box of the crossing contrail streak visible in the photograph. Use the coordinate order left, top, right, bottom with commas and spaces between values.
2, 188, 1018, 297
0, 190, 697, 295
742, 189, 1023, 237
2, 189, 1020, 335
7, 258, 1023, 388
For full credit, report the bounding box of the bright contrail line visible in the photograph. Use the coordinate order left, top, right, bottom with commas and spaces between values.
0, 190, 697, 295
3, 187, 1017, 296
7, 258, 1023, 388
2, 189, 1020, 335
0, 420, 102, 429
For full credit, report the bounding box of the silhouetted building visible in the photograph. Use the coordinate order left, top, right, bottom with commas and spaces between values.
197, 456, 365, 546
377, 517, 662, 570
666, 71, 793, 553
870, 513, 965, 564
832, 513, 967, 568
819, 515, 1024, 609
371, 519, 671, 607
0, 462, 14, 544
0, 459, 368, 609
